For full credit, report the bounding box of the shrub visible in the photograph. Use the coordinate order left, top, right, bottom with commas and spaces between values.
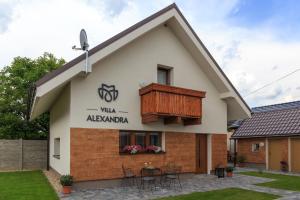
60, 175, 73, 186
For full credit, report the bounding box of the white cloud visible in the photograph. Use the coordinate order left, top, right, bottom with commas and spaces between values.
0, 0, 17, 33
0, 0, 299, 107
185, 2, 300, 107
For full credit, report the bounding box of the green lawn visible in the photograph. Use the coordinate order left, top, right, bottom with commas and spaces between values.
157, 188, 279, 200
241, 171, 300, 192
0, 170, 58, 200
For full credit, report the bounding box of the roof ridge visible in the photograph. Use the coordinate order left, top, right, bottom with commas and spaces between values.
253, 106, 300, 114
252, 99, 300, 109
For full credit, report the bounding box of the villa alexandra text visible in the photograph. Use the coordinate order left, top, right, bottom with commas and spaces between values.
86, 114, 128, 123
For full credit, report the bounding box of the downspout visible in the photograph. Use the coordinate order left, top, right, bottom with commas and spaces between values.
46, 115, 50, 171
47, 132, 50, 171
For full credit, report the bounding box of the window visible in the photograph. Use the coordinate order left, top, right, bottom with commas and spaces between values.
54, 138, 60, 159
120, 132, 131, 151
157, 66, 171, 85
119, 131, 162, 153
135, 132, 146, 147
252, 143, 260, 152
150, 133, 161, 146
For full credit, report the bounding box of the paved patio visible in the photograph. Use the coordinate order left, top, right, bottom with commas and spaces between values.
60, 173, 300, 200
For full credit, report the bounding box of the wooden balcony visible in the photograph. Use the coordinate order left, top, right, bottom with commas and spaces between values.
139, 83, 206, 126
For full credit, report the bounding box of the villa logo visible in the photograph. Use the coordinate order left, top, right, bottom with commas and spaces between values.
98, 83, 118, 102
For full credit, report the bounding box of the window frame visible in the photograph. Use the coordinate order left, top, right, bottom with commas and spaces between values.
119, 130, 163, 154
157, 64, 172, 85
53, 138, 60, 159
252, 143, 260, 152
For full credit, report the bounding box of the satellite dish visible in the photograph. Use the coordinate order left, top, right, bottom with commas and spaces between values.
72, 29, 91, 74
80, 29, 89, 51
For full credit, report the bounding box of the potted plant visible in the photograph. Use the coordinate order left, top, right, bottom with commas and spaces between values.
237, 155, 246, 167
226, 166, 234, 177
145, 145, 162, 153
280, 161, 288, 172
60, 175, 73, 194
122, 145, 142, 154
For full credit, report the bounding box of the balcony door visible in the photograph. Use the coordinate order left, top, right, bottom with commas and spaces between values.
196, 134, 207, 173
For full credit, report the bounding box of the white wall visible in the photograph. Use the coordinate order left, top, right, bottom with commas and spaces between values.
70, 25, 227, 133
49, 84, 70, 174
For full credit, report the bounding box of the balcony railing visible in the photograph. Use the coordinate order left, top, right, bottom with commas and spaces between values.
139, 83, 206, 126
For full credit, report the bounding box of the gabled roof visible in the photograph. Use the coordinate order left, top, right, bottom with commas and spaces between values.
29, 3, 251, 120
232, 100, 300, 138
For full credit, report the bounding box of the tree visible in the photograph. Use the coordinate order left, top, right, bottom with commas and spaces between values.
0, 53, 65, 139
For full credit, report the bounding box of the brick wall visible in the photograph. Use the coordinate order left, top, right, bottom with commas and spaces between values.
70, 128, 197, 181
211, 134, 227, 169
237, 138, 266, 164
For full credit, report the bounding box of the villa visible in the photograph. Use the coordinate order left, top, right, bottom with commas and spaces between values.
28, 3, 250, 183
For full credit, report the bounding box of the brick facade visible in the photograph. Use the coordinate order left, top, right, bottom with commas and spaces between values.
211, 134, 227, 169
237, 138, 266, 164
236, 138, 290, 169
70, 128, 199, 181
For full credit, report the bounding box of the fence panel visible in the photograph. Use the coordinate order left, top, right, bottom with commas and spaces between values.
0, 139, 47, 170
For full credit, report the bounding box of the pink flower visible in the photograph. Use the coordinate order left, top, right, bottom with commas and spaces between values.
146, 145, 161, 153
123, 145, 143, 154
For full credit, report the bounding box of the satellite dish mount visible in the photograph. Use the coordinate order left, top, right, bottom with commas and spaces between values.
72, 29, 90, 74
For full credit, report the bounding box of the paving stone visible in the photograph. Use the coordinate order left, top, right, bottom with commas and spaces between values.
60, 174, 300, 200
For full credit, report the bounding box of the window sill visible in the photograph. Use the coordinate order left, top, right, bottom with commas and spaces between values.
53, 155, 60, 159
119, 151, 166, 155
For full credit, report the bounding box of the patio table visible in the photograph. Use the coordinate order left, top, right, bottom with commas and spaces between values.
140, 167, 162, 190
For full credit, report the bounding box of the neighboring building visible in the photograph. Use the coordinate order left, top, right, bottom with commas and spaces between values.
227, 120, 244, 154
28, 3, 250, 182
231, 100, 300, 172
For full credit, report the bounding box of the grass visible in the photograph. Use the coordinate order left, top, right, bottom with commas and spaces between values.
157, 188, 279, 200
241, 171, 300, 192
0, 170, 59, 200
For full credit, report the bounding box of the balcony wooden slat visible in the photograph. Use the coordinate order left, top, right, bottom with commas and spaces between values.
139, 83, 206, 126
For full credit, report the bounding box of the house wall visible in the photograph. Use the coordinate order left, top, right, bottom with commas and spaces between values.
268, 138, 289, 171
70, 25, 227, 134
211, 134, 227, 169
237, 138, 266, 164
70, 128, 197, 181
49, 84, 70, 175
70, 128, 228, 181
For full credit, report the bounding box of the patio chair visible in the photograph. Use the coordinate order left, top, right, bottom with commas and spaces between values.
121, 165, 137, 187
162, 163, 182, 190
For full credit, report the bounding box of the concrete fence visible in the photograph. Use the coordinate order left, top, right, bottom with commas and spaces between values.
0, 139, 47, 170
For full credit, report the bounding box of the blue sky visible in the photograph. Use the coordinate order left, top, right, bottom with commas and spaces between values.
0, 0, 300, 107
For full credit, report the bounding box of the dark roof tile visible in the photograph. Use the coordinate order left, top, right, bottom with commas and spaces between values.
252, 100, 300, 113
232, 107, 300, 138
